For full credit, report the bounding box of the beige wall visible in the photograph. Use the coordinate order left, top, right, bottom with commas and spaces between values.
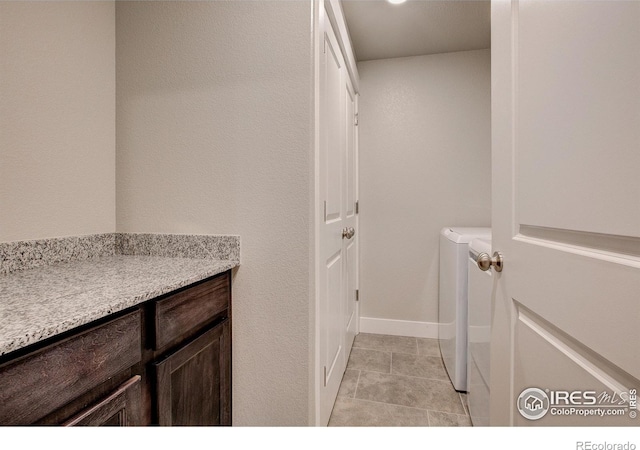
0, 1, 116, 242
358, 49, 491, 327
116, 1, 313, 425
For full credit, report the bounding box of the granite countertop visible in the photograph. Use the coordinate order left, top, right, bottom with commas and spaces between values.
0, 254, 238, 358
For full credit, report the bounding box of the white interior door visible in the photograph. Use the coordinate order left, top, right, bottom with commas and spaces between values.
318, 5, 360, 426
491, 0, 640, 426
343, 74, 358, 354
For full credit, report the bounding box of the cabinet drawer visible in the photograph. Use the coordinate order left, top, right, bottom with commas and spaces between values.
63, 375, 142, 426
153, 272, 230, 350
0, 310, 141, 425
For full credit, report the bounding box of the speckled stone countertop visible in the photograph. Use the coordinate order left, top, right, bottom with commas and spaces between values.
0, 255, 237, 357
0, 233, 240, 357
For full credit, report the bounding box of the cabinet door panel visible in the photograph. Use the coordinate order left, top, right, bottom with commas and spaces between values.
155, 320, 231, 426
63, 375, 142, 426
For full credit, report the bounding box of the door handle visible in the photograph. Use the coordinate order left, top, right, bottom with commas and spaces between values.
342, 227, 355, 240
477, 251, 503, 272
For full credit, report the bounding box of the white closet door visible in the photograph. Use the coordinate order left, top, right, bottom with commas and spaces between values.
343, 73, 358, 358
318, 6, 347, 426
317, 2, 360, 425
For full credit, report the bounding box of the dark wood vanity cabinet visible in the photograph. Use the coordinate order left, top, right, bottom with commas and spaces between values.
0, 270, 232, 426
149, 270, 232, 426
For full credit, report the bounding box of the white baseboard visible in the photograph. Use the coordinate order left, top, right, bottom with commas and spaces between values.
359, 317, 439, 339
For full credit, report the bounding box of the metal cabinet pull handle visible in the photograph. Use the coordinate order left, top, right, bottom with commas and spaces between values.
477, 251, 504, 272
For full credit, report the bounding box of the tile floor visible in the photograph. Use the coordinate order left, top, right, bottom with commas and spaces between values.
328, 333, 471, 427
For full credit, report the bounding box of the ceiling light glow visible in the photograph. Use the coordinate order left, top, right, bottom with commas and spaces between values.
387, 0, 407, 4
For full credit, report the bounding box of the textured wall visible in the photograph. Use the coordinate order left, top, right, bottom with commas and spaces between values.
116, 1, 313, 425
0, 1, 116, 242
358, 49, 491, 326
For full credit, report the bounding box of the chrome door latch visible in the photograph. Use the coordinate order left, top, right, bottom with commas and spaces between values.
342, 227, 355, 239
477, 251, 504, 272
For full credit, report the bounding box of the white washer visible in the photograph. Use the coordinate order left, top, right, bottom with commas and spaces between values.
467, 237, 493, 426
438, 227, 491, 392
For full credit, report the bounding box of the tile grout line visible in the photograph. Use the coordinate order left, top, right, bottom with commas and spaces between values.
353, 345, 436, 356
366, 367, 453, 384
459, 392, 468, 416
352, 369, 362, 399
355, 369, 466, 415
354, 344, 441, 357
356, 362, 449, 382
346, 395, 470, 418
354, 349, 441, 357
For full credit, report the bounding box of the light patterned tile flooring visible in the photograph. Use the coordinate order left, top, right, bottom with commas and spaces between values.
328, 333, 471, 427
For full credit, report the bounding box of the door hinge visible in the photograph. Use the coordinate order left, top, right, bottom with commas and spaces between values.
324, 201, 327, 222
355, 289, 359, 301
323, 366, 327, 387
323, 37, 326, 54
354, 113, 359, 126
355, 200, 359, 214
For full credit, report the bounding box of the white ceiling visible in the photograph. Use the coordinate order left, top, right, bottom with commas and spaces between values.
341, 0, 491, 62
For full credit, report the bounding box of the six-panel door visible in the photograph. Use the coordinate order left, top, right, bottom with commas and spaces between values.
318, 3, 359, 426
